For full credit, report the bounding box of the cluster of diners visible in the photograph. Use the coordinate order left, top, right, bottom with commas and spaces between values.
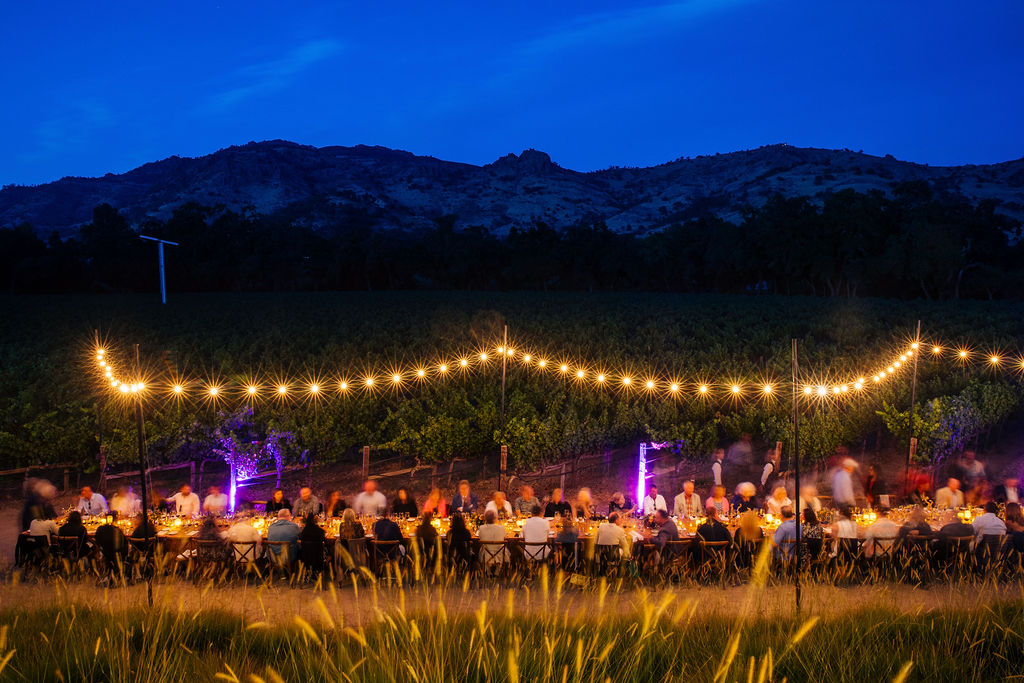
16, 466, 1024, 584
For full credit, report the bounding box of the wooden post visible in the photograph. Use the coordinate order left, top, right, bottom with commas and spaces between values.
63, 468, 69, 493
560, 462, 567, 492
362, 446, 370, 483
447, 460, 455, 488
499, 445, 508, 492
431, 464, 438, 490
198, 460, 205, 492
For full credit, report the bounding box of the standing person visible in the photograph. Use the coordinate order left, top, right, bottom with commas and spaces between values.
484, 491, 514, 519
935, 478, 965, 508
727, 434, 753, 468
110, 486, 141, 518
265, 489, 291, 513
292, 487, 323, 518
75, 486, 109, 516
832, 458, 858, 508
760, 448, 779, 491
864, 465, 885, 509
513, 485, 540, 517
451, 480, 479, 514
544, 488, 572, 518
203, 485, 228, 516
642, 484, 667, 516
352, 480, 387, 516
960, 450, 987, 489
167, 485, 200, 517
673, 481, 702, 518
422, 488, 448, 518
711, 449, 725, 488
21, 479, 57, 531
392, 488, 418, 517
325, 490, 348, 517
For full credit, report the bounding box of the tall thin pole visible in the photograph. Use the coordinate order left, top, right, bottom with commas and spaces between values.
791, 338, 801, 613
94, 330, 106, 492
157, 242, 166, 305
904, 320, 922, 495
499, 325, 508, 492
133, 344, 154, 608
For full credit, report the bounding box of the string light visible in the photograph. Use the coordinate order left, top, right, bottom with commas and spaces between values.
990, 355, 1000, 365
309, 384, 319, 394
523, 354, 531, 362
763, 384, 772, 394
479, 353, 488, 361
597, 374, 606, 383
173, 384, 183, 394
339, 381, 349, 391
277, 385, 287, 395
670, 383, 679, 392
247, 386, 257, 395
576, 370, 585, 379
392, 374, 402, 383
538, 360, 547, 368
365, 377, 374, 386
459, 359, 468, 368
438, 364, 448, 373
623, 377, 632, 386
731, 384, 741, 394
646, 380, 656, 390
933, 346, 941, 354
209, 387, 219, 396
560, 364, 569, 373
698, 384, 708, 394
416, 369, 426, 377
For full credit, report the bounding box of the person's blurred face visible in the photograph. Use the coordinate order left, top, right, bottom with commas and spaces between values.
552, 488, 562, 503
273, 490, 283, 502
365, 481, 377, 494
494, 492, 506, 506
180, 485, 191, 497
398, 489, 408, 502
948, 479, 960, 492
300, 487, 311, 500
714, 449, 724, 461
81, 487, 92, 499
209, 486, 220, 496
459, 483, 469, 497
683, 481, 694, 495
964, 451, 976, 463
713, 486, 725, 499
1008, 478, 1020, 489
648, 485, 657, 497
522, 486, 534, 499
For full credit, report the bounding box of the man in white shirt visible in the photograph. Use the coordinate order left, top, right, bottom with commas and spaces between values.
832, 458, 858, 507
595, 511, 631, 559
477, 510, 508, 566
711, 449, 724, 487
484, 491, 514, 518
110, 486, 140, 518
972, 501, 1007, 542
863, 507, 900, 558
673, 481, 701, 518
75, 486, 109, 516
223, 513, 262, 561
203, 485, 228, 516
643, 484, 667, 516
521, 504, 551, 559
29, 515, 60, 543
935, 478, 965, 508
352, 480, 387, 516
167, 484, 201, 517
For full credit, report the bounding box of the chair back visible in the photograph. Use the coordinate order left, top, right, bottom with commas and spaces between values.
231, 541, 259, 563
298, 539, 326, 571
264, 540, 294, 567
371, 539, 403, 564
478, 540, 508, 566
57, 535, 84, 559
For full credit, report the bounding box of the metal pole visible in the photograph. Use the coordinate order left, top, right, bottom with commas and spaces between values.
94, 330, 106, 491
134, 344, 154, 608
791, 338, 801, 613
157, 242, 166, 304
904, 320, 922, 496
499, 325, 508, 492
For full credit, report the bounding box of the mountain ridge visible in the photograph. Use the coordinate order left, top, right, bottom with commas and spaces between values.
2, 140, 1022, 237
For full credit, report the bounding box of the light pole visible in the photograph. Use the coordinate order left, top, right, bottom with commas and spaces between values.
139, 235, 179, 304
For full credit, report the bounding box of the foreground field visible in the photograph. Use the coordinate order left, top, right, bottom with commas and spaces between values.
0, 579, 1021, 681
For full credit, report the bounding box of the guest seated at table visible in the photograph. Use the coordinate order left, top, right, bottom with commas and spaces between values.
338, 509, 365, 539
706, 486, 731, 518
130, 516, 157, 541
446, 512, 474, 568
167, 485, 201, 517
392, 487, 419, 517
608, 492, 635, 517
642, 484, 667, 516
325, 490, 348, 518
554, 517, 579, 545
422, 488, 448, 518
936, 510, 973, 541
484, 491, 513, 519
373, 510, 405, 560
94, 513, 128, 570
830, 506, 858, 557
765, 486, 792, 516
265, 489, 291, 513
574, 488, 596, 520
267, 509, 301, 561
292, 487, 323, 518
451, 480, 479, 514
907, 475, 932, 506
863, 506, 900, 558
698, 510, 732, 543
771, 507, 798, 561
58, 511, 89, 554
673, 481, 701, 518
898, 505, 932, 540
1004, 502, 1024, 552
522, 505, 551, 559
798, 485, 822, 514
800, 508, 824, 564
735, 510, 761, 546
299, 512, 327, 570
352, 480, 387, 516
75, 486, 109, 516
203, 486, 228, 516
149, 489, 170, 514
642, 509, 679, 566
732, 482, 758, 513
864, 464, 885, 509
513, 486, 540, 517
595, 511, 630, 559
110, 486, 141, 519
415, 511, 439, 558
935, 478, 965, 509
993, 476, 1024, 505
544, 488, 572, 518
972, 501, 1006, 543
194, 516, 229, 562
29, 509, 60, 544
477, 510, 508, 566
224, 512, 262, 560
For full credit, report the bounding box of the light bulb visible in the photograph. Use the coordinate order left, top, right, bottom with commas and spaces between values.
670, 383, 679, 392
119, 384, 130, 393
247, 386, 257, 395
731, 384, 740, 394
365, 377, 374, 386
523, 354, 531, 362
309, 384, 319, 393
959, 350, 968, 358
933, 346, 941, 354
597, 374, 606, 382
816, 386, 827, 397
911, 342, 919, 349
698, 384, 708, 393
340, 382, 348, 390
439, 364, 448, 373
763, 384, 772, 394
278, 385, 287, 394
646, 380, 656, 389
803, 386, 813, 395
506, 349, 514, 357
623, 377, 632, 385
173, 384, 183, 394
417, 369, 425, 377
392, 374, 401, 383
459, 359, 468, 367
576, 370, 585, 379
538, 360, 547, 368
990, 355, 1000, 364
209, 387, 219, 396
854, 382, 863, 390
480, 353, 488, 361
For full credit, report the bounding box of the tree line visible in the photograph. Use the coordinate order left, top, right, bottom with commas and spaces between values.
2, 181, 1020, 299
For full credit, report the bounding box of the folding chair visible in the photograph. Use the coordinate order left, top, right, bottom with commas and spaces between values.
370, 540, 406, 582
975, 534, 1005, 577
896, 535, 933, 584
57, 535, 89, 577
263, 541, 295, 578
522, 540, 552, 577
230, 542, 261, 579
865, 536, 899, 581
477, 540, 509, 580
298, 539, 327, 579
594, 544, 622, 577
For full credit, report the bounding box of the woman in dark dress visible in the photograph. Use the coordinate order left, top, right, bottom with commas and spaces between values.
446, 512, 474, 570
392, 488, 419, 517
325, 490, 348, 518
265, 489, 291, 514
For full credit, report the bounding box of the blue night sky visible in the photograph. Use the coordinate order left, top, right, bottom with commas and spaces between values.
2, 0, 1022, 186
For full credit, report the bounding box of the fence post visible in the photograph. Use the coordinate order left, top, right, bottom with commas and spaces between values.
447, 461, 455, 488
63, 468, 69, 493
362, 446, 370, 483
189, 461, 196, 490
198, 460, 205, 492
560, 463, 566, 492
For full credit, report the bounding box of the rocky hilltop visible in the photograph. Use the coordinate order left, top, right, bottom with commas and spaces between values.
2, 140, 1022, 236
